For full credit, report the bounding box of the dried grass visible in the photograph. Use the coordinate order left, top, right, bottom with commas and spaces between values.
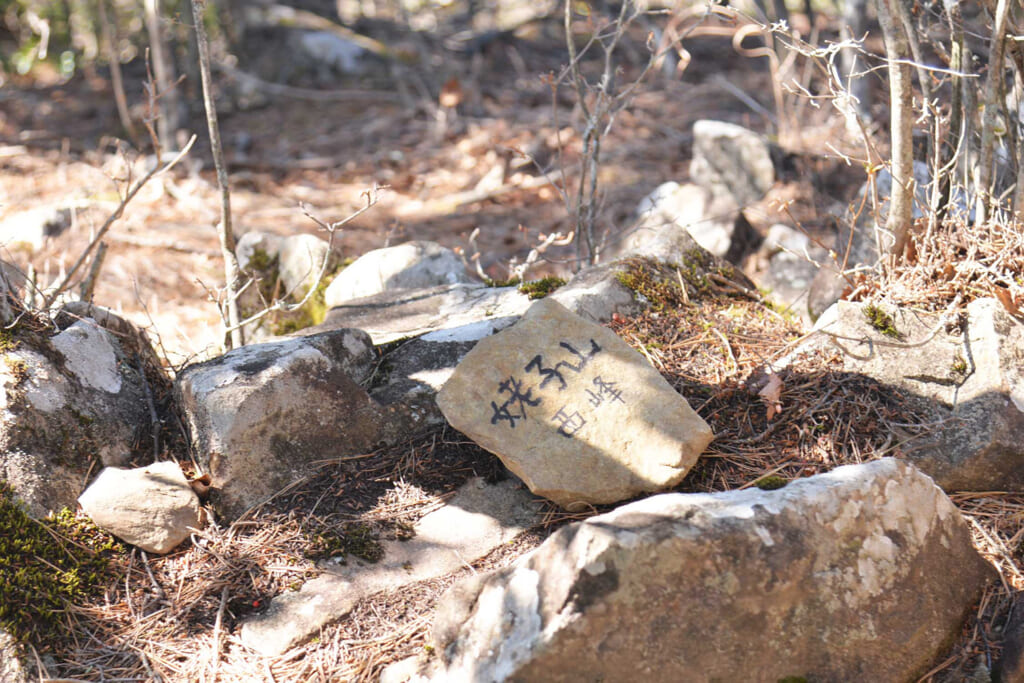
29, 271, 1024, 681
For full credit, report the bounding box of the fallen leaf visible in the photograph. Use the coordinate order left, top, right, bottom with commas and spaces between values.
994, 286, 1020, 316
758, 372, 784, 421
439, 78, 463, 109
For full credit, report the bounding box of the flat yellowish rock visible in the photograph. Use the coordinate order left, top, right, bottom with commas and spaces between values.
437, 298, 713, 509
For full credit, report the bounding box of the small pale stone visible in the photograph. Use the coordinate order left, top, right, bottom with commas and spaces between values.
437, 298, 713, 509
78, 461, 204, 554
324, 241, 471, 307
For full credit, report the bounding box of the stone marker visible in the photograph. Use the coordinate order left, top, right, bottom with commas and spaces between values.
428, 458, 992, 682
78, 461, 204, 554
436, 298, 713, 509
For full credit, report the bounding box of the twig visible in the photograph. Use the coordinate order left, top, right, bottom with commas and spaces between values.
78, 241, 107, 302
209, 586, 229, 681
42, 137, 196, 308
140, 550, 167, 602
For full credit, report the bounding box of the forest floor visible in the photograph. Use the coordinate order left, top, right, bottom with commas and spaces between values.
0, 3, 869, 367
4, 4, 1011, 683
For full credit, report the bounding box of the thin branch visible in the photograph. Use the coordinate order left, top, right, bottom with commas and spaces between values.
224, 189, 381, 335
42, 137, 196, 308
190, 0, 244, 350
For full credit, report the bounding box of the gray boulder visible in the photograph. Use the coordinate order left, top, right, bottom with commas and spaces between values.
0, 308, 165, 518
78, 461, 205, 554
606, 181, 760, 264
295, 30, 366, 75
236, 231, 284, 274
234, 231, 337, 339
436, 298, 713, 509
689, 119, 775, 206
429, 458, 991, 682
816, 297, 1024, 491
313, 283, 531, 345
751, 223, 825, 328
324, 241, 471, 308
279, 233, 334, 297
176, 329, 420, 520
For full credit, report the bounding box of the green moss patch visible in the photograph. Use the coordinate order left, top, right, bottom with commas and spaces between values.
754, 475, 789, 491
304, 521, 384, 564
484, 276, 521, 288
615, 260, 690, 312
0, 484, 123, 646
863, 304, 901, 339
518, 276, 566, 300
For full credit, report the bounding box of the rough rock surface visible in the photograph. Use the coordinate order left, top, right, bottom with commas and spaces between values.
547, 261, 647, 323
0, 628, 29, 683
312, 283, 530, 345
236, 231, 284, 273
277, 233, 334, 296
0, 310, 164, 518
176, 329, 417, 520
689, 119, 775, 206
236, 231, 336, 298
608, 181, 757, 262
752, 223, 824, 327
78, 461, 204, 554
429, 458, 992, 682
296, 30, 366, 75
817, 297, 1024, 491
366, 318, 522, 428
996, 594, 1024, 682
324, 241, 471, 307
437, 298, 713, 509
240, 476, 540, 656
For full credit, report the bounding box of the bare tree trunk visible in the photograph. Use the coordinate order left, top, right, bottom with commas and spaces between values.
976, 0, 1011, 224
875, 0, 915, 261
190, 0, 244, 349
1013, 69, 1024, 219
937, 0, 968, 224
145, 0, 180, 152
97, 0, 137, 143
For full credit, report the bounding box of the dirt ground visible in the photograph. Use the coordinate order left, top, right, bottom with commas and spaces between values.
0, 3, 871, 367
